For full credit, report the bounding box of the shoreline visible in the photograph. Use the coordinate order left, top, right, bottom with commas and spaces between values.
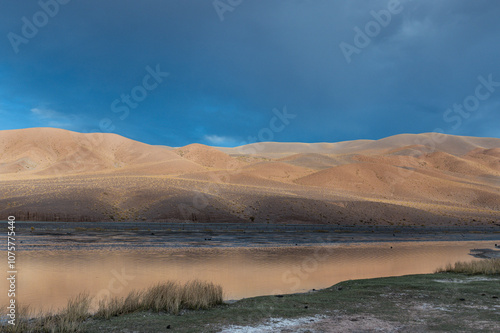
7, 221, 500, 250
470, 248, 500, 259
6, 271, 498, 332
86, 272, 500, 333
13, 239, 500, 253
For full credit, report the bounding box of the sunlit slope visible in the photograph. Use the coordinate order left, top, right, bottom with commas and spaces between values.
1, 128, 499, 225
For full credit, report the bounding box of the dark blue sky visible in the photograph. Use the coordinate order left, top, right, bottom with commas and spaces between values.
1, 0, 499, 147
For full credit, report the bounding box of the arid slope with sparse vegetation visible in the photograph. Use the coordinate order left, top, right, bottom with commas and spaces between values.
1, 128, 500, 226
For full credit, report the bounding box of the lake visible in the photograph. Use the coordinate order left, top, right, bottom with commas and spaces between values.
2, 222, 496, 314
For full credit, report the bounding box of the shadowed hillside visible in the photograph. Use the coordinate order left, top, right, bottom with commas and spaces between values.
1, 128, 499, 226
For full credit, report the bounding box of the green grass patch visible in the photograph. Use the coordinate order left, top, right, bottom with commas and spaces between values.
81, 272, 500, 333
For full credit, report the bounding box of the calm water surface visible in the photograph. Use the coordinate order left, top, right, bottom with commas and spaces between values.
1, 240, 495, 312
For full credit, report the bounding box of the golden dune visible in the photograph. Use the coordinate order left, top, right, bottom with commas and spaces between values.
1, 128, 499, 225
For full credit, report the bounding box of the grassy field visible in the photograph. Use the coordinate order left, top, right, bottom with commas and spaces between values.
3, 260, 499, 332
85, 266, 499, 332
78, 274, 500, 333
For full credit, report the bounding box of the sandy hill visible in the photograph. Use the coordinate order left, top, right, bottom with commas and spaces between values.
174, 143, 244, 169
0, 128, 200, 178
277, 153, 353, 170
239, 161, 312, 183
464, 148, 500, 170
217, 133, 500, 157
422, 151, 500, 176
1, 128, 499, 226
217, 141, 372, 158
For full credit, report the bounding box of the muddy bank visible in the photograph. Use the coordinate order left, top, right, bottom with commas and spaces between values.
470, 248, 500, 259
80, 273, 500, 333
8, 221, 500, 250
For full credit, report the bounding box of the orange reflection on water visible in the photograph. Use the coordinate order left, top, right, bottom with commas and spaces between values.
1, 241, 489, 312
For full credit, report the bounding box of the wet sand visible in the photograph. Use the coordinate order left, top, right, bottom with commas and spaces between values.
9, 221, 500, 250
470, 248, 500, 258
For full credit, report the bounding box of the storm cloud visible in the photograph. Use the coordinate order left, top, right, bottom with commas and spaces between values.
1, 0, 499, 146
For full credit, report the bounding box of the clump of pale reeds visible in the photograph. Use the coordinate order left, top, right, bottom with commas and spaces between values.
1, 280, 223, 331
60, 292, 92, 322
1, 294, 91, 333
0, 305, 31, 333
436, 258, 500, 275
181, 280, 224, 310
95, 280, 223, 319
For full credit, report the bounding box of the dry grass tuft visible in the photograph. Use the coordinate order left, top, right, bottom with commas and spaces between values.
96, 280, 223, 319
182, 280, 224, 310
1, 294, 90, 332
436, 258, 500, 275
1, 281, 223, 331
141, 281, 181, 314
61, 292, 92, 322
1, 305, 31, 333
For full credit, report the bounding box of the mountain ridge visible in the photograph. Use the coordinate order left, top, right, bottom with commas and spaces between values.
1, 127, 499, 225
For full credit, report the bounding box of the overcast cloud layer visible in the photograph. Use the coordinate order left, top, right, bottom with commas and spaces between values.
1, 0, 499, 147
